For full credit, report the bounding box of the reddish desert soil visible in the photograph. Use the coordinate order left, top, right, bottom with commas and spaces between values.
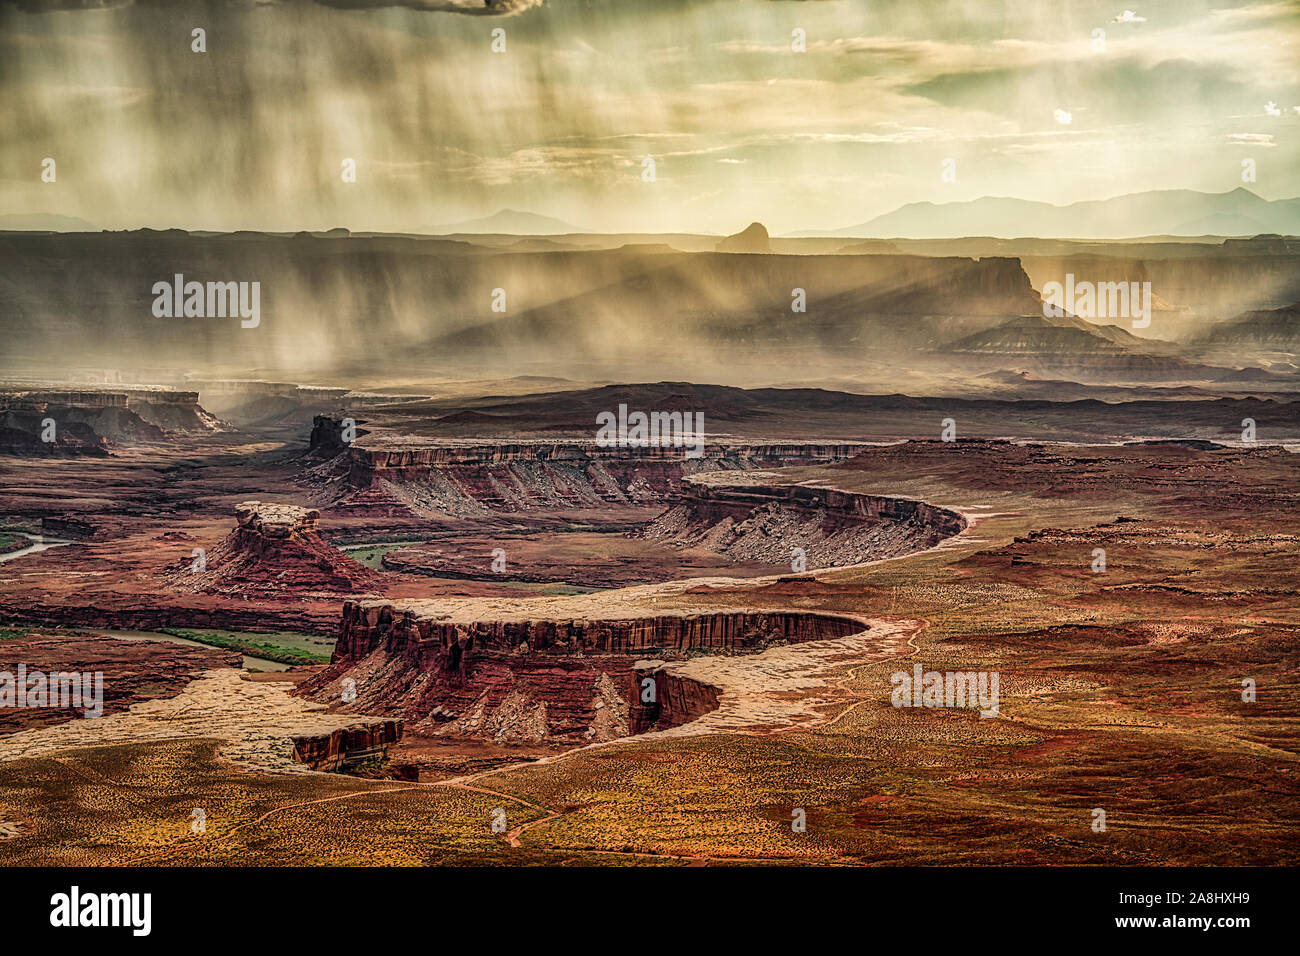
379, 529, 778, 587
0, 630, 240, 733
0, 412, 1297, 865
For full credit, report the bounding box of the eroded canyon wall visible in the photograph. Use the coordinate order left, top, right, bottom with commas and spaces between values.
0, 387, 222, 455
291, 720, 404, 771
1019, 254, 1300, 339
638, 477, 967, 568
303, 602, 868, 741
309, 422, 868, 516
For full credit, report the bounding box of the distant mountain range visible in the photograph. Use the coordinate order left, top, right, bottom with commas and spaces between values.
431, 209, 588, 235
799, 188, 1300, 240
8, 190, 1299, 243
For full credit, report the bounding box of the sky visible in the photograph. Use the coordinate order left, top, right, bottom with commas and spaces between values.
2, 0, 1298, 234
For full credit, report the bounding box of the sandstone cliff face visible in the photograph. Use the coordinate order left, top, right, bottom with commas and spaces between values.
335, 439, 867, 479
308, 423, 867, 517
637, 477, 967, 568
0, 407, 109, 456
0, 394, 161, 454
628, 661, 720, 734
126, 394, 226, 434
302, 601, 867, 742
442, 254, 1046, 358
234, 501, 320, 537
0, 388, 222, 454
291, 720, 403, 771
333, 602, 866, 661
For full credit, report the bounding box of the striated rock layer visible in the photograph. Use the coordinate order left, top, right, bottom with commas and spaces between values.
0, 387, 224, 454
301, 600, 868, 743
307, 420, 870, 517
164, 500, 380, 596
637, 475, 967, 568
629, 660, 721, 734
291, 720, 403, 771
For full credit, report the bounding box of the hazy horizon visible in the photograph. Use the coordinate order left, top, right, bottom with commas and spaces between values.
6, 185, 1300, 240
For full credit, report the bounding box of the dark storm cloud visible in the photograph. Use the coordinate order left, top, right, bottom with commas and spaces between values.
3, 0, 1297, 235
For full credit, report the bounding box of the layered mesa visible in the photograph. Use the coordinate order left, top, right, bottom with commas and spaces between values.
303, 601, 874, 745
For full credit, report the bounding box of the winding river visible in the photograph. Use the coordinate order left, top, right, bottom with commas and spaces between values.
0, 533, 74, 564
95, 629, 291, 672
